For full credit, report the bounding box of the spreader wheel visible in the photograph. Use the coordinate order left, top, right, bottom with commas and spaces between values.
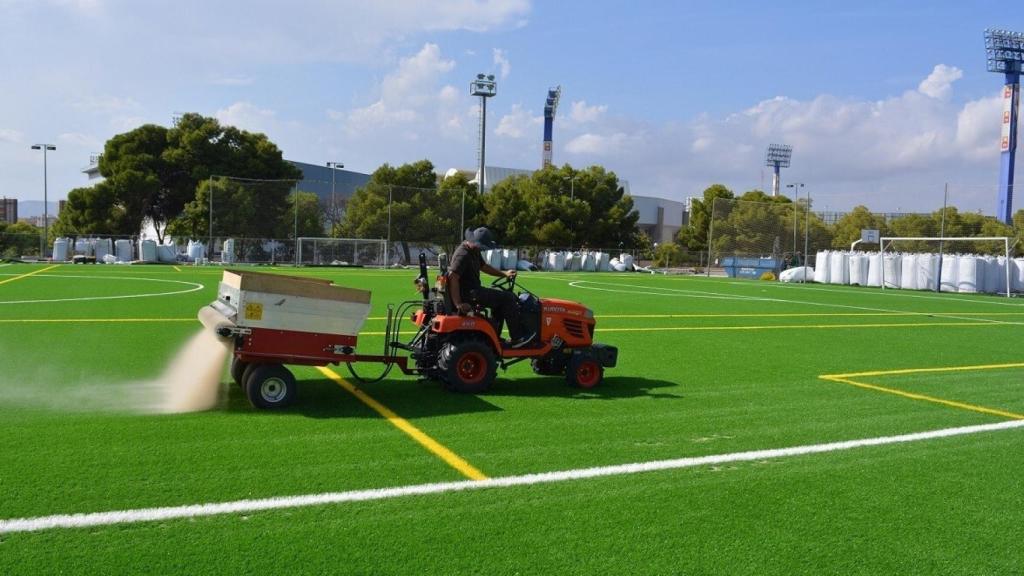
566, 353, 603, 389
244, 364, 297, 409
438, 338, 497, 393
230, 357, 249, 387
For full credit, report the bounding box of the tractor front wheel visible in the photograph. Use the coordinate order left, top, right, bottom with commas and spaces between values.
566, 353, 603, 389
438, 339, 497, 394
244, 364, 297, 409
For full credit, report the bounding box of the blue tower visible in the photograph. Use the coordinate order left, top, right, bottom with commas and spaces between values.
542, 86, 561, 168
985, 29, 1023, 224
765, 144, 793, 197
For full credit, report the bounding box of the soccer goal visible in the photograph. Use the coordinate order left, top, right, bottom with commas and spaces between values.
297, 237, 387, 267
879, 236, 1014, 297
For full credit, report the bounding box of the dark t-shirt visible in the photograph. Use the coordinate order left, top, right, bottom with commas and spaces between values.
448, 242, 483, 295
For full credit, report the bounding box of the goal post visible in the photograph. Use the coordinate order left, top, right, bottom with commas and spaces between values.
880, 236, 1012, 297
297, 237, 387, 267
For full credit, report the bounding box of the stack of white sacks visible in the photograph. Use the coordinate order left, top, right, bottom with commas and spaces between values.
480, 249, 636, 272
812, 250, 1024, 294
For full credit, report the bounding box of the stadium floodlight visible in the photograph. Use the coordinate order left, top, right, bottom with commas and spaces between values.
467, 73, 497, 235
985, 29, 1023, 223
30, 144, 56, 257
765, 143, 793, 197
543, 86, 561, 168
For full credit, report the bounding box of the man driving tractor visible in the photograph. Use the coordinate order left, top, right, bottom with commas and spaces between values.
447, 227, 534, 349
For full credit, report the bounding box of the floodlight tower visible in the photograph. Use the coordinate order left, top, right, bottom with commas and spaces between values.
470, 73, 497, 196
542, 86, 561, 168
765, 144, 793, 197
985, 28, 1024, 224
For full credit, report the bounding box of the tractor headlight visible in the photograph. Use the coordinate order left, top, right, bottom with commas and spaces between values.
584, 308, 594, 319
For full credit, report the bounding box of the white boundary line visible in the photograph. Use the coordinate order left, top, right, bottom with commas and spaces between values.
3, 419, 1022, 534
566, 280, 1024, 326
0, 274, 203, 305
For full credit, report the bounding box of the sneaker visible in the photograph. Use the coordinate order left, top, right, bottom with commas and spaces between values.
506, 333, 536, 349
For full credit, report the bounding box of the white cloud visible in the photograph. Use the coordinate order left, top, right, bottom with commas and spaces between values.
495, 104, 542, 138
215, 101, 277, 135
493, 48, 511, 79
344, 43, 456, 134
72, 95, 141, 114
0, 128, 24, 143
568, 100, 607, 124
57, 132, 102, 148
918, 64, 963, 99
565, 132, 637, 156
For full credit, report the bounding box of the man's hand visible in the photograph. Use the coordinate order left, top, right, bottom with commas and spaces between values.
457, 302, 472, 315
505, 270, 517, 279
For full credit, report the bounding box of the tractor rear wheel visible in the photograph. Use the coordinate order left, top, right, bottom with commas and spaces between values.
230, 357, 249, 387
566, 353, 603, 389
438, 338, 497, 393
244, 364, 297, 409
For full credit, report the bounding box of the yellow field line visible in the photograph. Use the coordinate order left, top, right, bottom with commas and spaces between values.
173, 266, 183, 272
0, 264, 59, 286
820, 375, 1024, 420
351, 321, 1003, 337
593, 321, 1001, 333
0, 318, 194, 323
825, 362, 1024, 379
316, 366, 488, 481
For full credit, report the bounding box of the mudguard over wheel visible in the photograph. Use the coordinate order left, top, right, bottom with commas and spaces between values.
438, 338, 497, 393
566, 352, 604, 389
244, 364, 297, 409
230, 357, 249, 387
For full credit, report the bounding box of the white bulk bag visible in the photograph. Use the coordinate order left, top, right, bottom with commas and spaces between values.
580, 253, 596, 272
956, 255, 979, 293
813, 251, 831, 283
1013, 258, 1024, 293
916, 253, 938, 291
596, 252, 611, 272
610, 258, 627, 272
866, 252, 882, 287
829, 251, 849, 285
620, 253, 634, 269
848, 253, 868, 286
939, 254, 959, 292
899, 254, 918, 290
780, 266, 812, 283
882, 254, 901, 288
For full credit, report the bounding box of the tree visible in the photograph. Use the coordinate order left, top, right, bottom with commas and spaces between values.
676, 184, 734, 253
166, 178, 293, 240
52, 181, 131, 237
78, 113, 300, 242
0, 221, 41, 258
287, 191, 327, 239
481, 164, 638, 249
831, 205, 889, 249
336, 160, 444, 263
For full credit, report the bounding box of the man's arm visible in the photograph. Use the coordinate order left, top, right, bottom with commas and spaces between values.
481, 263, 515, 278
448, 272, 471, 314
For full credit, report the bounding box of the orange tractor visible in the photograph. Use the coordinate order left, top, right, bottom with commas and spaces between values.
201, 254, 617, 409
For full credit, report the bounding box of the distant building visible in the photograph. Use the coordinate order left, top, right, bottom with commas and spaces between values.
0, 198, 17, 224
288, 161, 370, 206
632, 195, 687, 245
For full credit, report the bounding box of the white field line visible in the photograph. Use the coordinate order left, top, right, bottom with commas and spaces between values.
2, 419, 1023, 535
0, 275, 203, 305
566, 280, 1024, 327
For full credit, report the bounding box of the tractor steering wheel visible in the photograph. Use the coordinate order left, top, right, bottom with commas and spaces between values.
490, 271, 517, 292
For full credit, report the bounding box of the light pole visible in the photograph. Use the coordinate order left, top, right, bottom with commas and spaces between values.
563, 175, 577, 201
30, 144, 56, 258
786, 182, 804, 263
326, 161, 343, 229
468, 73, 497, 236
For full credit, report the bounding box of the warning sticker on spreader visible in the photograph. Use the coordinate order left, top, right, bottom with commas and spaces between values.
245, 302, 264, 321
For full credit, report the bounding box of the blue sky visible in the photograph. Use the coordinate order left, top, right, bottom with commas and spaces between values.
1, 0, 1022, 215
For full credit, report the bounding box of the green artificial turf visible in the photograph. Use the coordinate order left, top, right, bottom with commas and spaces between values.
1, 262, 1023, 574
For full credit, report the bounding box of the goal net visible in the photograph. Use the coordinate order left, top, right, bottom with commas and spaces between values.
706, 197, 810, 276
880, 236, 1015, 296
297, 237, 387, 267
